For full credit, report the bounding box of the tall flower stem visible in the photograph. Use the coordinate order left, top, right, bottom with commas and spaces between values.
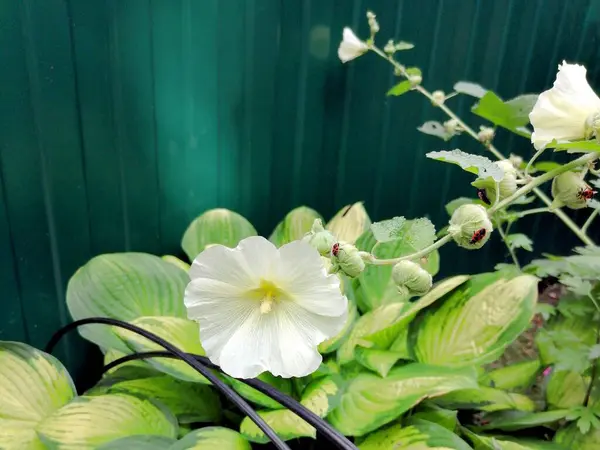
497, 224, 520, 269
369, 45, 596, 246
366, 234, 453, 266
583, 209, 599, 234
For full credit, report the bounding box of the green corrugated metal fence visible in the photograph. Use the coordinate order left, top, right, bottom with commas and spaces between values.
1, 0, 599, 379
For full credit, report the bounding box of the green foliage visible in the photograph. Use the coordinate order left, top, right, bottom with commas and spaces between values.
471, 92, 537, 137
386, 80, 412, 96
268, 206, 322, 247
426, 149, 505, 181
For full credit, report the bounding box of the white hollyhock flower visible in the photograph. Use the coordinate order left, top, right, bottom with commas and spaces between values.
338, 27, 368, 63
184, 236, 348, 379
529, 61, 600, 149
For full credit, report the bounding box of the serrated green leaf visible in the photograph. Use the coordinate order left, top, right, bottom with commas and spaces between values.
181, 209, 257, 260
387, 80, 413, 97
326, 202, 371, 244
472, 92, 536, 137
171, 427, 251, 450
363, 275, 470, 350
358, 418, 472, 450
555, 422, 600, 449
454, 81, 488, 98
435, 387, 535, 413
426, 149, 505, 181
37, 394, 178, 449
268, 206, 322, 247
506, 234, 534, 252
479, 359, 541, 391
67, 253, 189, 352
239, 375, 343, 443
114, 316, 208, 383
353, 228, 439, 312
95, 374, 221, 423
0, 342, 76, 450
413, 274, 538, 367
418, 121, 456, 141
546, 370, 588, 409
327, 363, 477, 436
371, 216, 436, 247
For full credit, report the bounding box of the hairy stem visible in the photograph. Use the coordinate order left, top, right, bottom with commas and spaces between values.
369, 45, 596, 246
583, 209, 599, 234
497, 225, 520, 269
367, 234, 453, 266
513, 207, 552, 219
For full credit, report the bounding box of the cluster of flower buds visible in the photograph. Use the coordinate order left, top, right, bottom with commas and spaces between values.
391, 260, 432, 298
551, 171, 596, 210
366, 11, 379, 36
472, 160, 518, 204
448, 204, 493, 250
443, 119, 463, 137
302, 219, 336, 256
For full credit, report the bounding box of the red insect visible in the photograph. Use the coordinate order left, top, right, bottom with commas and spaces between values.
470, 228, 487, 245
476, 188, 491, 205
577, 187, 597, 201
332, 243, 340, 257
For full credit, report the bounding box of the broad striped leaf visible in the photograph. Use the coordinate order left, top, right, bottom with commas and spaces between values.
37, 394, 177, 449
479, 359, 541, 391
172, 427, 251, 450
67, 253, 189, 352
181, 209, 257, 260
269, 206, 322, 247
326, 202, 371, 244
435, 387, 535, 412
98, 435, 176, 449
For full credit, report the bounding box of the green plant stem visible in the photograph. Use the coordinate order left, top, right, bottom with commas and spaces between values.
369, 45, 596, 246
513, 207, 552, 219
497, 225, 520, 269
584, 327, 600, 407
583, 209, 599, 234
367, 234, 453, 266
489, 152, 599, 214
525, 147, 546, 177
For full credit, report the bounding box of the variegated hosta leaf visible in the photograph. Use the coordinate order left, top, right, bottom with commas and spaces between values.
162, 255, 191, 271
462, 427, 566, 450
410, 403, 458, 431
353, 228, 440, 312
181, 208, 257, 260
93, 374, 221, 423
479, 359, 541, 391
359, 418, 472, 450
327, 363, 477, 436
434, 387, 535, 412
413, 274, 538, 367
37, 394, 178, 449
474, 410, 570, 432
114, 316, 208, 383
171, 427, 251, 450
362, 275, 470, 350
0, 342, 76, 450
98, 435, 177, 449
426, 149, 505, 181
326, 202, 371, 244
354, 348, 405, 377
268, 206, 322, 247
227, 372, 293, 410
66, 253, 189, 352
240, 375, 343, 443
546, 370, 588, 409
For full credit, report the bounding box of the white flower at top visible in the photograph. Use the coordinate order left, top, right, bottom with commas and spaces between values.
184, 236, 348, 379
338, 27, 368, 63
529, 61, 600, 150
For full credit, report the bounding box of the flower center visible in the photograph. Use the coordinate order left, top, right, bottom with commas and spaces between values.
251, 279, 285, 315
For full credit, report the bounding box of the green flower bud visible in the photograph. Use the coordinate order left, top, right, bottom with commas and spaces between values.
551, 171, 593, 210
383, 40, 396, 55
431, 90, 445, 106
391, 260, 432, 298
448, 204, 493, 250
443, 118, 462, 135
331, 242, 365, 278
408, 74, 422, 86
472, 160, 518, 202
303, 219, 336, 256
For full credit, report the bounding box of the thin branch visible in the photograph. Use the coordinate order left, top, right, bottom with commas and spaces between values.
497, 225, 520, 269
582, 209, 599, 234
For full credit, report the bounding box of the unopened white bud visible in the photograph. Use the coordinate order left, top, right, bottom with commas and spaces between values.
392, 260, 432, 298
448, 204, 493, 250
478, 126, 495, 144
408, 74, 422, 86
551, 171, 596, 210
431, 90, 445, 106
509, 153, 523, 170
444, 119, 462, 135
383, 40, 396, 55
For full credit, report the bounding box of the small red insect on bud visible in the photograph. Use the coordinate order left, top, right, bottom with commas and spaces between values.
469, 228, 487, 245
476, 188, 491, 205
332, 243, 340, 257
577, 187, 597, 201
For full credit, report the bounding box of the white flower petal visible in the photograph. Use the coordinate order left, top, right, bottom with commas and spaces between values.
338, 27, 368, 63
529, 61, 600, 149
188, 236, 278, 289
275, 240, 348, 317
